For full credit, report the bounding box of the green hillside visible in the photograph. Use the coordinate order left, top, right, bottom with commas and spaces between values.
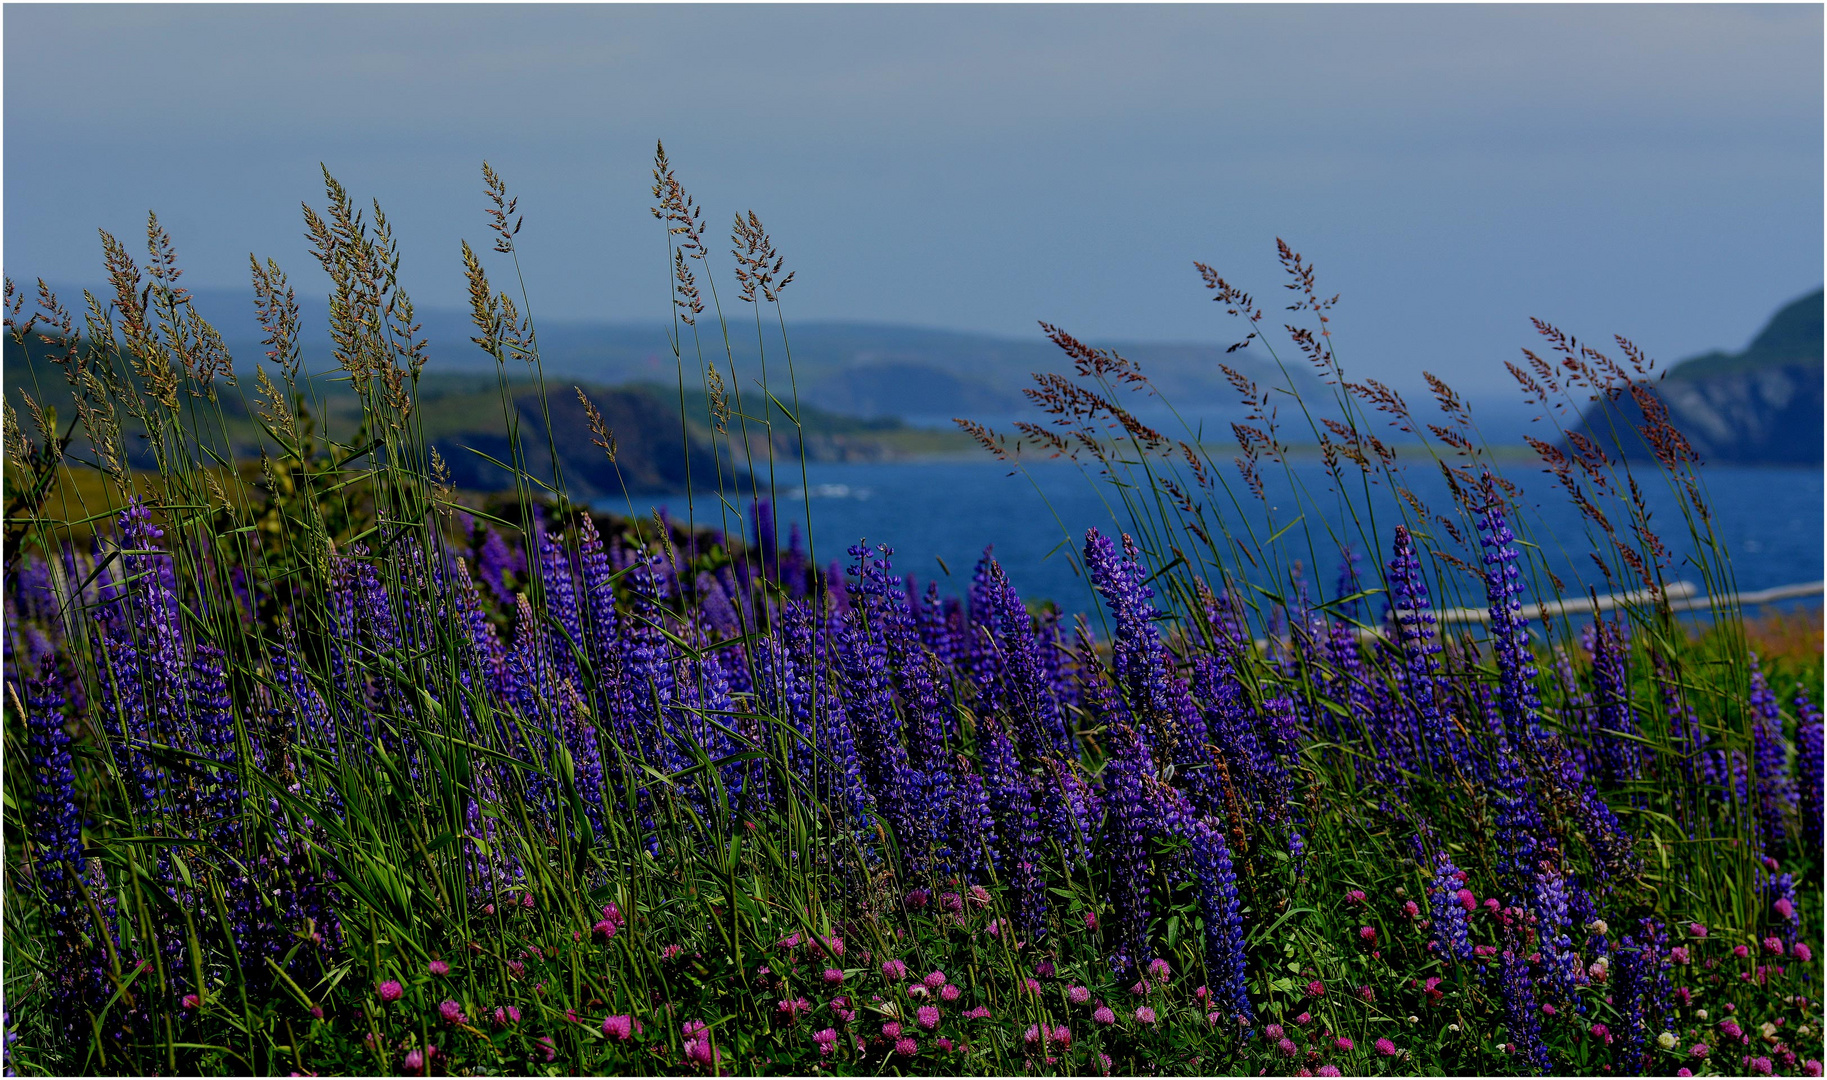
1574, 289, 1822, 466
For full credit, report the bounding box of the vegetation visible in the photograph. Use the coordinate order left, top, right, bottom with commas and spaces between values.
2, 152, 1820, 1077
1572, 289, 1822, 466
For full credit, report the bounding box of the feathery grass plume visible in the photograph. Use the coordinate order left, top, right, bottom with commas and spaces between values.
2, 168, 1818, 1078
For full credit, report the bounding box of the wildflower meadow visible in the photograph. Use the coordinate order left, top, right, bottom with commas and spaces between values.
3, 152, 1821, 1076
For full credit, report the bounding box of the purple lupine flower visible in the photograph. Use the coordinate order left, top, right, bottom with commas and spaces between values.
1588, 617, 1642, 792
1499, 935, 1552, 1072
25, 660, 81, 895
103, 502, 190, 816
1477, 499, 1546, 746
531, 510, 585, 685
696, 570, 742, 640
1100, 722, 1158, 978
1748, 658, 1794, 855
553, 679, 607, 837
1768, 873, 1799, 931
474, 524, 523, 608
1387, 525, 1452, 770
1612, 918, 1671, 1072
1796, 689, 1822, 858
777, 522, 809, 600
187, 645, 243, 844
1188, 817, 1252, 1023
946, 759, 998, 885
22, 661, 122, 1044
836, 544, 928, 871
1187, 655, 1253, 798
1321, 605, 1375, 746
963, 547, 1005, 716
978, 714, 1050, 941
1531, 865, 1587, 999
1490, 738, 1548, 891
1428, 853, 1474, 962
1084, 530, 1176, 760
985, 561, 1071, 761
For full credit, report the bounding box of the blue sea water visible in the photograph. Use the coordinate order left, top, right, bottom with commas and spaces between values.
614, 459, 1823, 620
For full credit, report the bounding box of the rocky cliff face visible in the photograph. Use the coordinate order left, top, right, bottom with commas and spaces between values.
1647, 359, 1820, 464
1578, 289, 1821, 466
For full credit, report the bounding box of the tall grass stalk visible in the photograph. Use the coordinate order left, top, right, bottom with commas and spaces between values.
3, 158, 1819, 1078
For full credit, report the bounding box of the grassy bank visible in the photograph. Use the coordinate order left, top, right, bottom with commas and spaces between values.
3, 156, 1820, 1077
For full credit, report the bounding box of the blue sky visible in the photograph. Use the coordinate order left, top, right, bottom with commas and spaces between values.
5, 4, 1820, 395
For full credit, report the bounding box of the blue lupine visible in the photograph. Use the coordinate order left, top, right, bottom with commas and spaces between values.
1530, 865, 1586, 1002
1191, 654, 1263, 814
475, 524, 523, 609
15, 554, 58, 622
1657, 653, 1712, 829
979, 715, 1050, 940
1551, 645, 1598, 778
1748, 657, 1793, 854
985, 561, 1070, 761
1386, 526, 1450, 770
698, 570, 742, 639
1317, 616, 1368, 745
1039, 756, 1100, 870
1766, 871, 1799, 933
1796, 688, 1822, 858
1427, 852, 1474, 962
1158, 789, 1252, 1024
1478, 502, 1544, 746
1611, 918, 1669, 1073
503, 591, 566, 829
25, 661, 124, 1046
1589, 618, 1640, 793
779, 522, 809, 600
949, 761, 998, 884
1101, 722, 1158, 978
838, 544, 929, 868
1194, 818, 1252, 1023
556, 679, 608, 836
1202, 584, 1251, 657
533, 510, 585, 684
1085, 530, 1174, 759
1490, 738, 1546, 891
26, 660, 81, 900
97, 504, 192, 821
188, 644, 243, 846
1570, 770, 1641, 879
1499, 936, 1553, 1074
963, 547, 1003, 715
450, 558, 510, 697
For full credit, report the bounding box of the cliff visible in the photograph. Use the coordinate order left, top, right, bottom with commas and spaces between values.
1575, 289, 1821, 466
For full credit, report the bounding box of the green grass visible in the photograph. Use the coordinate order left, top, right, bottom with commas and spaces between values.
3, 157, 1820, 1078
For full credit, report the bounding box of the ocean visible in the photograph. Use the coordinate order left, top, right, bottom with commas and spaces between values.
611, 458, 1823, 621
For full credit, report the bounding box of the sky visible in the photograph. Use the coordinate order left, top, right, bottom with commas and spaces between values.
4, 3, 1821, 396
